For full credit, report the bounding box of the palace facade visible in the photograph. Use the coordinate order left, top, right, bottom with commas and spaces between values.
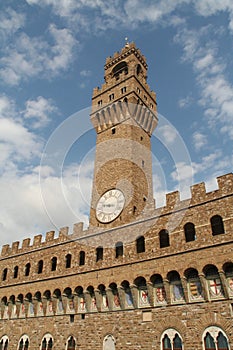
0, 42, 233, 350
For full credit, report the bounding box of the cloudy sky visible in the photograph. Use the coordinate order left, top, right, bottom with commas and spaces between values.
0, 0, 233, 248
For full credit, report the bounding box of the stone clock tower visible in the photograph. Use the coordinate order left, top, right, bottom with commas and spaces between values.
89, 42, 158, 228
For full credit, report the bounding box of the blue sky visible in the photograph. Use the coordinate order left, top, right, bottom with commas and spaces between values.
0, 0, 233, 247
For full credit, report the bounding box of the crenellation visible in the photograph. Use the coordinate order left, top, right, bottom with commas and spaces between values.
165, 190, 180, 208
190, 182, 206, 204
45, 230, 55, 242
12, 241, 19, 254
22, 238, 31, 249
58, 226, 69, 240
72, 222, 84, 237
1, 244, 9, 256
217, 173, 233, 194
33, 234, 42, 247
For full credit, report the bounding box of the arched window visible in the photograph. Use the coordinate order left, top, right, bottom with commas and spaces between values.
98, 284, 108, 309
103, 334, 115, 350
217, 332, 229, 349
173, 334, 182, 350
18, 335, 29, 350
134, 276, 150, 307
41, 334, 53, 350
121, 280, 133, 308
136, 64, 142, 76
112, 61, 128, 80
79, 251, 85, 266
96, 247, 103, 262
204, 265, 224, 299
184, 222, 196, 242
161, 329, 183, 350
37, 260, 43, 274
184, 268, 203, 301
67, 336, 75, 350
13, 266, 19, 278
211, 215, 225, 235
203, 327, 229, 350
0, 336, 9, 350
51, 257, 57, 271
136, 236, 145, 253
65, 254, 72, 268
159, 229, 170, 248
2, 268, 7, 281
204, 333, 215, 350
163, 334, 171, 349
109, 283, 121, 309
115, 241, 123, 258
25, 263, 30, 276
223, 262, 233, 296
167, 271, 185, 303
150, 274, 166, 304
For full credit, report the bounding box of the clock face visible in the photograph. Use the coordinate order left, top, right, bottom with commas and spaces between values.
96, 189, 125, 223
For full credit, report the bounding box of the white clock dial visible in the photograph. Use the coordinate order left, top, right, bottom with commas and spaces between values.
96, 189, 125, 223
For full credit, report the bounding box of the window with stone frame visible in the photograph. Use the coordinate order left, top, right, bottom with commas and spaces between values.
0, 336, 9, 350
37, 260, 43, 274
115, 241, 123, 258
96, 246, 103, 262
159, 229, 170, 248
211, 215, 225, 235
103, 334, 116, 350
18, 336, 29, 350
2, 268, 7, 281
13, 265, 19, 278
65, 254, 72, 268
161, 329, 183, 350
41, 334, 53, 350
25, 263, 30, 276
203, 326, 229, 350
79, 251, 85, 266
51, 257, 57, 271
184, 222, 196, 242
67, 336, 76, 350
136, 235, 145, 253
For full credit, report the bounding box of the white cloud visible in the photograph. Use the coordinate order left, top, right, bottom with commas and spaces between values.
194, 0, 233, 30
178, 95, 193, 108
192, 131, 207, 151
0, 8, 25, 39
0, 160, 93, 247
157, 124, 178, 144
0, 94, 43, 172
80, 70, 92, 77
175, 25, 233, 140
23, 96, 58, 128
0, 25, 78, 85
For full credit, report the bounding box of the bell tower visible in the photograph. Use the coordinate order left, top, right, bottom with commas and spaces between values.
89, 42, 158, 228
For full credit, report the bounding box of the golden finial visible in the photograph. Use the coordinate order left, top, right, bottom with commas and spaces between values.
125, 37, 130, 47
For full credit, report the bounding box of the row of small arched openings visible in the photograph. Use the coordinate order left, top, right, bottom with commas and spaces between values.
2, 261, 233, 306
